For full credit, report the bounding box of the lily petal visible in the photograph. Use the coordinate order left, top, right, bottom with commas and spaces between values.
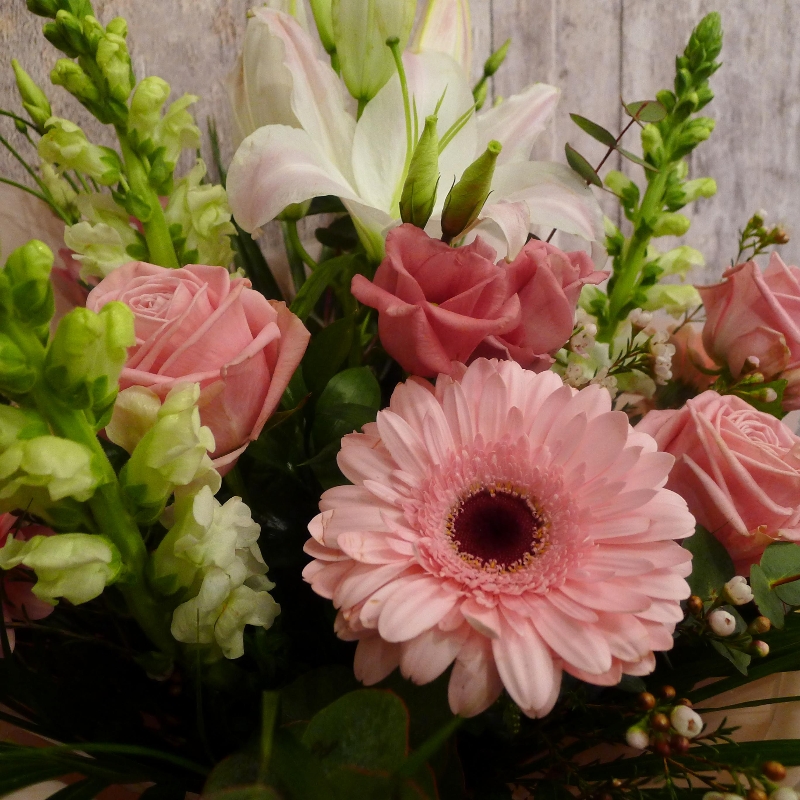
411, 0, 472, 75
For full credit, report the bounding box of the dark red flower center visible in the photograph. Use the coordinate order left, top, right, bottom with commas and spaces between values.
447, 487, 548, 572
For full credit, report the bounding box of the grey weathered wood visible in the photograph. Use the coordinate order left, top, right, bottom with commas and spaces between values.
1, 0, 798, 280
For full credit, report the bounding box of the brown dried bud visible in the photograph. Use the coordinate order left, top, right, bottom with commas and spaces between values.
762, 761, 787, 781
773, 226, 790, 245
638, 692, 657, 711
670, 734, 690, 753
687, 595, 704, 615
611, 780, 623, 789
651, 712, 671, 732
749, 616, 772, 635
660, 685, 676, 701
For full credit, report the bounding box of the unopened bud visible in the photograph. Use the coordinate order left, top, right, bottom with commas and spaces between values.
652, 212, 691, 238
708, 608, 736, 637
441, 140, 502, 244
26, 0, 59, 17
723, 575, 754, 606
763, 761, 787, 782
625, 726, 649, 750
483, 39, 510, 77
761, 388, 779, 404
309, 0, 335, 54
129, 76, 170, 139
0, 334, 37, 395
638, 692, 656, 711
687, 595, 704, 615
747, 790, 769, 800
50, 59, 101, 105
744, 355, 761, 371
400, 115, 440, 228
770, 789, 798, 800
11, 60, 52, 132
748, 616, 772, 635
473, 79, 488, 111
670, 734, 690, 753
651, 712, 670, 732
773, 226, 790, 245
95, 30, 133, 102
751, 640, 770, 658
53, 10, 88, 55
4, 240, 55, 328
670, 705, 703, 738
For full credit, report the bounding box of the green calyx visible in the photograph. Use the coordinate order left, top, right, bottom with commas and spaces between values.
440, 139, 502, 244
399, 115, 440, 229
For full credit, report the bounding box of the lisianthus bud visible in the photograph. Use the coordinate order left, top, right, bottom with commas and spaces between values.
0, 532, 122, 605
708, 608, 736, 637
723, 575, 754, 606
38, 118, 122, 185
400, 115, 440, 228
625, 726, 649, 750
11, 60, 52, 132
670, 705, 703, 738
332, 0, 416, 104
50, 59, 100, 104
4, 240, 55, 329
309, 0, 335, 54
440, 140, 502, 243
129, 76, 170, 141
44, 303, 135, 425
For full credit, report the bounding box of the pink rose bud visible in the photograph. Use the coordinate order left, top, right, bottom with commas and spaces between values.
724, 576, 754, 606
708, 609, 736, 637
86, 262, 310, 473
637, 392, 800, 573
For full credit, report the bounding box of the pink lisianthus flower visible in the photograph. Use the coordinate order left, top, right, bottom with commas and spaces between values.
86, 261, 310, 473
699, 254, 800, 409
351, 224, 521, 377
0, 514, 55, 653
304, 359, 694, 718
638, 390, 800, 574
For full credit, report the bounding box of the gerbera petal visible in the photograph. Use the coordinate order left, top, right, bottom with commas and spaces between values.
448, 632, 504, 717
378, 575, 460, 642
400, 623, 470, 684
354, 635, 401, 684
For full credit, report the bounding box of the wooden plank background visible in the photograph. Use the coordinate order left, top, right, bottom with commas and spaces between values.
1, 0, 797, 283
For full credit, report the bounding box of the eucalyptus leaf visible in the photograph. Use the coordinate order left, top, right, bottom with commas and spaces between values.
569, 114, 617, 147
616, 147, 659, 172
682, 526, 735, 600
710, 639, 750, 675
750, 563, 785, 628
625, 100, 668, 122
564, 144, 602, 187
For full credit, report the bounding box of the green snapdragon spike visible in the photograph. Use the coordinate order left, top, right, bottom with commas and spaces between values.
399, 115, 440, 228
440, 139, 502, 244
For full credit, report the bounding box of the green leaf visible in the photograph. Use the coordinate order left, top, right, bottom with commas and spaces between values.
625, 100, 667, 122
302, 316, 356, 395
313, 403, 377, 451
683, 526, 735, 600
281, 666, 361, 725
317, 367, 381, 412
759, 542, 800, 605
302, 690, 409, 774
569, 114, 617, 147
616, 147, 659, 172
731, 378, 787, 419
750, 563, 785, 628
290, 255, 363, 322
564, 144, 602, 187
710, 639, 751, 675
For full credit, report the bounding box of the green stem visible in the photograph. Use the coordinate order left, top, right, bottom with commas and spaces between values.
116, 132, 179, 269
284, 219, 317, 271
0, 175, 52, 207
387, 37, 414, 192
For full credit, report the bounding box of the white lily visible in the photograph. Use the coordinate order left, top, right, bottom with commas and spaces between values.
411, 0, 472, 74
227, 8, 602, 261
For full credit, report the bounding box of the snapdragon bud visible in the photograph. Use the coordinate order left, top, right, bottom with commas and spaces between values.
723, 575, 754, 606
4, 240, 55, 330
129, 77, 170, 141
309, 0, 335, 54
0, 532, 122, 605
399, 115, 440, 228
440, 140, 502, 244
96, 29, 133, 103
52, 10, 88, 55
50, 59, 100, 104
155, 95, 201, 166
670, 705, 703, 738
708, 608, 736, 637
11, 60, 52, 132
679, 177, 717, 205
26, 0, 59, 17
652, 212, 691, 238
38, 118, 122, 185
332, 0, 416, 104
0, 336, 37, 395
44, 303, 135, 425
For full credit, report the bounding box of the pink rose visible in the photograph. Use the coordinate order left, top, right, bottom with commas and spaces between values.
0, 514, 54, 653
86, 262, 310, 471
699, 254, 800, 409
475, 239, 606, 368
351, 224, 520, 376
637, 391, 800, 573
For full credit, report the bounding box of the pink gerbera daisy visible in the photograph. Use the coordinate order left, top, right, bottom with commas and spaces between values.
304, 359, 695, 718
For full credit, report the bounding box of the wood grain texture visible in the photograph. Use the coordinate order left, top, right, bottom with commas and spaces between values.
1, 0, 798, 280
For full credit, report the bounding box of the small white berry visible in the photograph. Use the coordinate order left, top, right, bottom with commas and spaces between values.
670, 705, 704, 738
708, 609, 737, 637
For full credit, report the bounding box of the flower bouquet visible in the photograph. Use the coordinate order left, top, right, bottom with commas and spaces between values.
2, 1, 800, 798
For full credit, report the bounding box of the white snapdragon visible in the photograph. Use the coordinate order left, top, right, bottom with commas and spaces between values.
723, 575, 754, 606
154, 486, 280, 659
708, 608, 736, 637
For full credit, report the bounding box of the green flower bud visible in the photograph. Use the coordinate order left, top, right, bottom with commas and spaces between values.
651, 212, 691, 238
118, 383, 219, 520
472, 79, 488, 111
96, 31, 133, 103
155, 95, 201, 166
53, 10, 88, 55
27, 0, 59, 17
484, 39, 510, 78
688, 11, 722, 64
11, 60, 52, 133
0, 532, 122, 606
680, 177, 717, 204
656, 245, 704, 278
0, 335, 37, 396
129, 76, 170, 142
0, 435, 102, 520
673, 117, 715, 158
4, 240, 55, 328
440, 139, 502, 244
0, 406, 49, 451
50, 59, 99, 104
332, 0, 416, 104
309, 0, 335, 54
604, 170, 640, 208
641, 124, 664, 164
80, 15, 106, 53
642, 283, 702, 315
38, 118, 121, 185
399, 115, 440, 228
44, 302, 135, 423
106, 16, 128, 38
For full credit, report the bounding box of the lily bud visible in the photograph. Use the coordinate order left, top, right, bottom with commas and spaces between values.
38, 118, 122, 185
440, 139, 502, 243
332, 0, 416, 104
3, 240, 55, 332
708, 608, 736, 637
399, 115, 440, 228
11, 60, 52, 132
44, 303, 135, 425
0, 532, 122, 606
484, 39, 510, 77
309, 0, 336, 54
